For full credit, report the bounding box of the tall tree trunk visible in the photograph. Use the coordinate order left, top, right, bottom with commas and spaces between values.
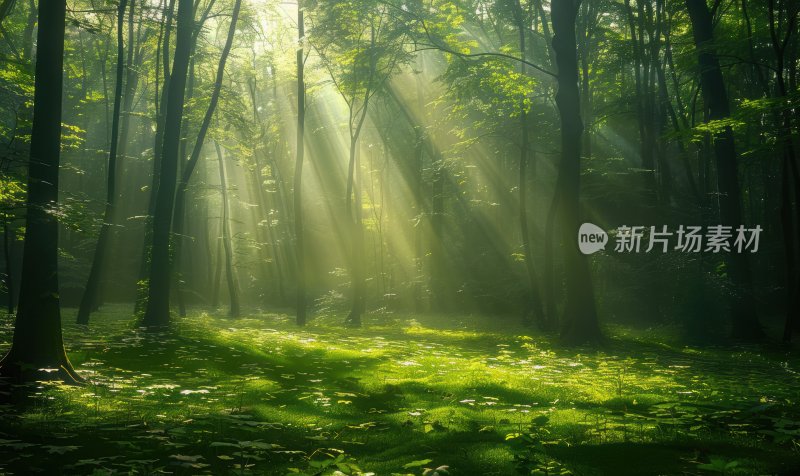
412, 146, 424, 312
264, 190, 286, 302
97, 41, 110, 146
214, 141, 240, 318
174, 57, 195, 318
430, 147, 445, 312
660, 20, 699, 200
531, 0, 555, 67
651, 0, 670, 202
134, 0, 176, 316
543, 182, 560, 328
244, 77, 273, 301
268, 155, 291, 304
212, 230, 222, 308
171, 0, 241, 317
551, 0, 601, 344
345, 134, 366, 327
577, 0, 595, 160
779, 153, 798, 341
624, 0, 648, 170
344, 74, 375, 327
0, 0, 81, 383
741, 0, 770, 98
76, 0, 128, 325
116, 0, 137, 160
2, 220, 12, 314
685, 0, 763, 339
294, 0, 307, 326
352, 148, 366, 322
767, 0, 800, 341
513, 0, 543, 327
141, 0, 193, 328
21, 0, 35, 59
413, 76, 425, 314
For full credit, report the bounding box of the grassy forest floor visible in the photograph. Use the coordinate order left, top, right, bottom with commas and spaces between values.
1, 306, 799, 475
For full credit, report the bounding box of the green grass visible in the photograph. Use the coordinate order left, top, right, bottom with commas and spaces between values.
1, 306, 799, 475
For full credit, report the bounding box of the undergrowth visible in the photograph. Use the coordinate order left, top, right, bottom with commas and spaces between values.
0, 305, 798, 475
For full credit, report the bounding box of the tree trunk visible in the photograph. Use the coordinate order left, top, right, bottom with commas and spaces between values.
413, 77, 425, 314
2, 220, 13, 314
295, 0, 307, 326
430, 148, 445, 312
214, 141, 240, 318
134, 0, 176, 316
21, 0, 35, 60
578, 0, 595, 160
175, 57, 195, 318
543, 181, 560, 328
117, 0, 139, 162
741, 0, 770, 98
780, 153, 798, 341
97, 41, 110, 145
263, 156, 288, 303
212, 231, 222, 308
116, 0, 137, 160
624, 0, 648, 170
343, 67, 375, 327
651, 0, 670, 202
171, 0, 241, 317
766, 0, 800, 342
531, 0, 554, 67
76, 0, 128, 325
0, 0, 81, 384
346, 135, 366, 327
660, 21, 699, 200
513, 0, 543, 327
685, 0, 763, 339
551, 0, 601, 345
141, 0, 193, 328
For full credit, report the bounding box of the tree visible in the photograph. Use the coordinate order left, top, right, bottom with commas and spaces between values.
141, 0, 194, 328
134, 0, 177, 316
115, 0, 142, 162
551, 0, 602, 344
171, 0, 242, 316
310, 0, 411, 326
685, 0, 763, 339
411, 0, 552, 316
765, 0, 800, 342
214, 140, 240, 317
510, 0, 544, 327
0, 0, 81, 383
295, 0, 308, 325
76, 0, 128, 325
0, 176, 23, 314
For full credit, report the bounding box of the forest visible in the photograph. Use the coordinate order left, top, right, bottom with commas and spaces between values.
0, 0, 799, 473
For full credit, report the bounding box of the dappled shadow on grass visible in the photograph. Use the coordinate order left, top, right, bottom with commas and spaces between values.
548, 440, 800, 476
0, 307, 799, 475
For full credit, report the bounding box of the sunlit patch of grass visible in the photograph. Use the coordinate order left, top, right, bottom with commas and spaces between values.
1, 306, 799, 474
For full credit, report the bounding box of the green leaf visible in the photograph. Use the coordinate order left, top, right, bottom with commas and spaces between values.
403, 459, 433, 469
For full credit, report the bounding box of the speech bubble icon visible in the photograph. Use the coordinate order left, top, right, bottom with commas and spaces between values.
578, 223, 608, 255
